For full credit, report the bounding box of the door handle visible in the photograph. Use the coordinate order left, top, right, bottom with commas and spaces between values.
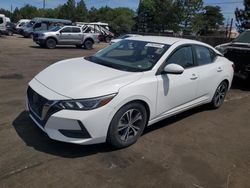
190, 74, 198, 80
217, 67, 223, 72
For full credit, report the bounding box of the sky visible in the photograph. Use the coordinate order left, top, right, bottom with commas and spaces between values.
0, 0, 245, 24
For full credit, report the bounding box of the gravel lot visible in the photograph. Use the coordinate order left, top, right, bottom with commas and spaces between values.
0, 35, 250, 188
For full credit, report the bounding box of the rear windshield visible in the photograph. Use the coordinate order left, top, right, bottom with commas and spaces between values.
234, 31, 250, 43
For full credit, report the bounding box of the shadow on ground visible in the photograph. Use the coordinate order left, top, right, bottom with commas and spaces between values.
12, 111, 114, 158
13, 105, 209, 158
144, 104, 209, 134
29, 45, 84, 50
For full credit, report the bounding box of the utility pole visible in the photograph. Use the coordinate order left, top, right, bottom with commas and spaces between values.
43, 0, 45, 9
228, 18, 233, 38
11, 4, 13, 12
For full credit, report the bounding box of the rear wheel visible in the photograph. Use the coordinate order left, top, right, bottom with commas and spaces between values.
105, 36, 111, 43
84, 40, 93, 50
46, 38, 57, 49
107, 102, 147, 148
211, 81, 228, 108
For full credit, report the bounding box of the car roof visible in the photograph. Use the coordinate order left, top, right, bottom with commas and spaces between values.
32, 17, 72, 24
127, 36, 205, 46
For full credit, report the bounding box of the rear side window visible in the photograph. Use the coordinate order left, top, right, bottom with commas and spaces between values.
194, 46, 214, 66
61, 27, 72, 33
72, 27, 81, 33
0, 18, 3, 24
166, 46, 194, 68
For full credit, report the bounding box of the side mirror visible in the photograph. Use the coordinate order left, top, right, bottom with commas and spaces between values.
163, 64, 184, 74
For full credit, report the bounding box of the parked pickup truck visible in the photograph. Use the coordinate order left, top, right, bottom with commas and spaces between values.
215, 30, 250, 80
33, 26, 100, 49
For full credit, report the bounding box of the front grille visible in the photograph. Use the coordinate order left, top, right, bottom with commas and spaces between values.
27, 87, 62, 127
27, 87, 48, 119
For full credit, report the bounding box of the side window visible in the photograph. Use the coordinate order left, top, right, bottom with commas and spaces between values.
167, 46, 194, 68
0, 18, 3, 24
194, 46, 213, 66
61, 27, 72, 33
33, 23, 41, 29
72, 27, 81, 33
209, 49, 217, 62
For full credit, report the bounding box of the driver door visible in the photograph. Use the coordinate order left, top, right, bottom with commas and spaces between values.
156, 45, 199, 116
58, 27, 73, 44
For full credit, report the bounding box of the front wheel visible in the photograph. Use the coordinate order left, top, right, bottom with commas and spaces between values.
7, 31, 13, 36
46, 38, 56, 49
107, 102, 148, 148
210, 81, 228, 108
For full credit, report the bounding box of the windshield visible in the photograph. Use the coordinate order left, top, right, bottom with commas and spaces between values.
86, 40, 170, 72
49, 26, 62, 31
234, 31, 250, 43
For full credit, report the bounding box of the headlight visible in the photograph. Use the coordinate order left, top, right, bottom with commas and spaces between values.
57, 93, 117, 110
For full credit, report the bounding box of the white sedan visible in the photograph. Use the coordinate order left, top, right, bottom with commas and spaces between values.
27, 36, 234, 148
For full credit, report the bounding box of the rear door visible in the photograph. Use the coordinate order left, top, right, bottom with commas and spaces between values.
71, 27, 83, 44
193, 45, 222, 101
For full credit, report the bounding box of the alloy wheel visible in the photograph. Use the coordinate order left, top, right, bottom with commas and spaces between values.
117, 109, 143, 142
214, 82, 227, 107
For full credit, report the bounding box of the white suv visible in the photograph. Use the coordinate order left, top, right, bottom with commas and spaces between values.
27, 36, 234, 148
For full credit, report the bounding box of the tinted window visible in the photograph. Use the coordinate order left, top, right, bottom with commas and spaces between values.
209, 49, 217, 62
61, 27, 72, 33
33, 23, 41, 29
0, 18, 3, 24
195, 46, 213, 66
72, 27, 81, 33
167, 46, 194, 68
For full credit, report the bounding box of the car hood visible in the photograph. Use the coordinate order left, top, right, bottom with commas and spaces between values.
216, 42, 250, 48
34, 57, 143, 99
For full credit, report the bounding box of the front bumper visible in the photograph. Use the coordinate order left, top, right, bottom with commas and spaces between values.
26, 82, 115, 145
33, 34, 46, 44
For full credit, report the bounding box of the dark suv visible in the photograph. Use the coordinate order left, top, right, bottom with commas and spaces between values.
216, 30, 250, 80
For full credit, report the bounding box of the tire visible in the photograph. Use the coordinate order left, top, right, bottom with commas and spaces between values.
105, 36, 111, 43
84, 39, 93, 50
8, 31, 13, 36
107, 102, 148, 148
46, 38, 57, 49
210, 81, 228, 109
